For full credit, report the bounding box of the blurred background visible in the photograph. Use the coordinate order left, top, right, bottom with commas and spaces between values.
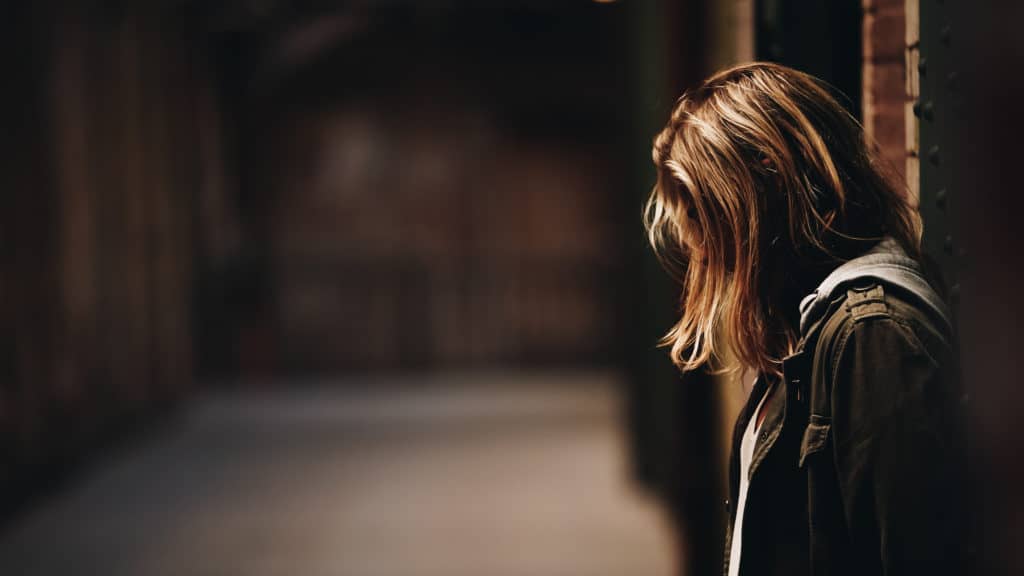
0, 0, 1015, 575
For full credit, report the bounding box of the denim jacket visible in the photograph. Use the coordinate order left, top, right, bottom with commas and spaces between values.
722, 238, 968, 576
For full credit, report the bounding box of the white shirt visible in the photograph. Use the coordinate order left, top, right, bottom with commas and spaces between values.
727, 382, 770, 576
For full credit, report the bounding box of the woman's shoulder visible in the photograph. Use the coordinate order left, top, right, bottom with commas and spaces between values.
816, 279, 953, 366
809, 280, 958, 431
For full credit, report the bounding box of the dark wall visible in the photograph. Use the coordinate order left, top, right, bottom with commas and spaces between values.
756, 0, 863, 118
0, 1, 206, 516
958, 2, 1024, 574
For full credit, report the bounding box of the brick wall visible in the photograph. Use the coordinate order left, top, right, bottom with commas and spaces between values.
862, 0, 910, 193
862, 0, 920, 202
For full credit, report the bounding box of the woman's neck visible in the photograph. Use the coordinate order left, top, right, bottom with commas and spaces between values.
770, 251, 840, 336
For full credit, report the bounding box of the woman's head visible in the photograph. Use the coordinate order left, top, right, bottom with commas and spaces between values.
645, 62, 921, 376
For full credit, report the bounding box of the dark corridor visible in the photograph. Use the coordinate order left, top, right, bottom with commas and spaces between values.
2, 1, 684, 574
195, 1, 635, 376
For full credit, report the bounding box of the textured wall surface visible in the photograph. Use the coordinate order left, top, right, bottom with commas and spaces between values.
862, 0, 912, 194
1, 2, 204, 517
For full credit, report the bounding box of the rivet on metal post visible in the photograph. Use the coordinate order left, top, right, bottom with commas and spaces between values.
922, 101, 934, 121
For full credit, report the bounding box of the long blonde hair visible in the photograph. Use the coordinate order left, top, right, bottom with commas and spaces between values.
644, 62, 921, 376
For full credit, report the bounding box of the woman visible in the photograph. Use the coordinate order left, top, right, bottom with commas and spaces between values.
644, 62, 966, 575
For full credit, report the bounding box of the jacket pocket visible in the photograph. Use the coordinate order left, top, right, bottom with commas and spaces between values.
799, 414, 832, 468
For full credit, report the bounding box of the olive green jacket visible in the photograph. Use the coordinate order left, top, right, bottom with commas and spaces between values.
723, 239, 968, 576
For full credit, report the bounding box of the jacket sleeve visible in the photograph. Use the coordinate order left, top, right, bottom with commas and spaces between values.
829, 315, 964, 575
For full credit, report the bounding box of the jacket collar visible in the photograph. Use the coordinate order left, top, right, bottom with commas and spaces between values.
797, 237, 952, 336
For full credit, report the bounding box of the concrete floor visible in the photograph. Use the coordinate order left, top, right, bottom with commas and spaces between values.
0, 371, 677, 576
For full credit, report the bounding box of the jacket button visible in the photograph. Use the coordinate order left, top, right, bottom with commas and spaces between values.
724, 498, 731, 514
759, 431, 768, 442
